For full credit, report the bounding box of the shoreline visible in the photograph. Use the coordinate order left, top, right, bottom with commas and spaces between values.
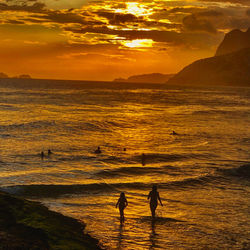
0, 191, 103, 249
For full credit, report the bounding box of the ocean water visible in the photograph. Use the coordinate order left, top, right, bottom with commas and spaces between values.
0, 79, 249, 249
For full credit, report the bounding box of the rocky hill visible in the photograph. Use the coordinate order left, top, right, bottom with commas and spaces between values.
167, 28, 250, 86
167, 47, 250, 86
114, 73, 174, 83
215, 28, 250, 56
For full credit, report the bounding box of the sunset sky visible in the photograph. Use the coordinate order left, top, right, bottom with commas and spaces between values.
0, 0, 249, 80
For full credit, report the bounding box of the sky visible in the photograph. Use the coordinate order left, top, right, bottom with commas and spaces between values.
0, 0, 249, 81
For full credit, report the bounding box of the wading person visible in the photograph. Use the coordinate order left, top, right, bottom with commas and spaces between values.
148, 185, 163, 218
116, 192, 128, 223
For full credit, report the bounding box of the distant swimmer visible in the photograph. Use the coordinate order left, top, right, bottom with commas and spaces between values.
123, 148, 127, 152
41, 151, 44, 160
48, 149, 52, 156
148, 185, 163, 219
142, 153, 146, 166
94, 146, 102, 154
116, 192, 128, 223
172, 131, 178, 135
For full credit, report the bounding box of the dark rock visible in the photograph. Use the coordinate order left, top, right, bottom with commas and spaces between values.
167, 47, 250, 86
215, 28, 250, 56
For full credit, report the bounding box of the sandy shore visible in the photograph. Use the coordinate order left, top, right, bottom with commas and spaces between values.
0, 191, 102, 249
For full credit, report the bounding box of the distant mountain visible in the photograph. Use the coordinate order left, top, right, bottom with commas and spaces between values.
114, 73, 175, 83
0, 72, 8, 78
215, 28, 250, 56
167, 47, 250, 86
16, 74, 31, 79
0, 73, 31, 79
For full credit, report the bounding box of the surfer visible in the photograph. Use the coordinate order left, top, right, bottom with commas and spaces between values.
41, 151, 44, 160
148, 185, 163, 219
116, 192, 128, 223
142, 153, 146, 166
172, 130, 178, 135
94, 146, 102, 154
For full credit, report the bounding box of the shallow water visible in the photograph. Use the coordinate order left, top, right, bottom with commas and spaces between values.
0, 79, 249, 249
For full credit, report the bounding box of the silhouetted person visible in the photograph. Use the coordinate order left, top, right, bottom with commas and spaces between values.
41, 151, 44, 160
94, 146, 101, 154
142, 153, 146, 166
48, 149, 52, 156
123, 148, 126, 152
148, 185, 163, 219
116, 192, 128, 223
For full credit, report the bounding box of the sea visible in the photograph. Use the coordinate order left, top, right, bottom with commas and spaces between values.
0, 78, 249, 249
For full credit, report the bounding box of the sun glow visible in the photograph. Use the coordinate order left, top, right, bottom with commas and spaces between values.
122, 39, 154, 48
125, 2, 149, 16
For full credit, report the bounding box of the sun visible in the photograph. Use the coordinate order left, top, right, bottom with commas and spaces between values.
126, 2, 146, 15
114, 2, 149, 16
122, 39, 154, 48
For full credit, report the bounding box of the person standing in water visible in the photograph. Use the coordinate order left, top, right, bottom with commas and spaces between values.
116, 192, 128, 223
142, 153, 146, 166
148, 185, 163, 218
41, 151, 44, 160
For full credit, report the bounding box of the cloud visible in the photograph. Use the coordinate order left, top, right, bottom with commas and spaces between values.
0, 1, 46, 12
64, 25, 221, 51
35, 10, 104, 25
199, 0, 250, 5
96, 11, 140, 25
183, 13, 219, 33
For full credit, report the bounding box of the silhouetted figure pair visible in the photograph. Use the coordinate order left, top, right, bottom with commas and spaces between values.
116, 192, 128, 223
41, 150, 52, 160
116, 186, 163, 222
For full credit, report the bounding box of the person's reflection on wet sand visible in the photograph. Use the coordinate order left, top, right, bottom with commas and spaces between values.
116, 223, 124, 249
149, 219, 157, 249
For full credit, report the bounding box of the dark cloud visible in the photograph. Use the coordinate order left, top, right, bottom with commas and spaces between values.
0, 2, 45, 12
199, 0, 250, 5
5, 19, 25, 24
95, 11, 180, 30
96, 11, 140, 25
36, 11, 104, 25
183, 14, 218, 33
65, 25, 221, 50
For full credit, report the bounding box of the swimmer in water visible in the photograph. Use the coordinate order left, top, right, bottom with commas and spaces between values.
41, 151, 44, 160
148, 185, 163, 219
116, 192, 128, 223
142, 153, 146, 166
94, 146, 101, 154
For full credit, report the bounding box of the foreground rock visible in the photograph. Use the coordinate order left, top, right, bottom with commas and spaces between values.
0, 191, 102, 249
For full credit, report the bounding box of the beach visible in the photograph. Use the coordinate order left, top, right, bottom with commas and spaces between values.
0, 79, 249, 249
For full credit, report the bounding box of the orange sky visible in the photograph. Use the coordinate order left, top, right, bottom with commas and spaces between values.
0, 0, 249, 80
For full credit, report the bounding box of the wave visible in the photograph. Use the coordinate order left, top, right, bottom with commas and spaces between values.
1, 174, 225, 198
95, 165, 178, 177
0, 121, 56, 132
217, 164, 250, 179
